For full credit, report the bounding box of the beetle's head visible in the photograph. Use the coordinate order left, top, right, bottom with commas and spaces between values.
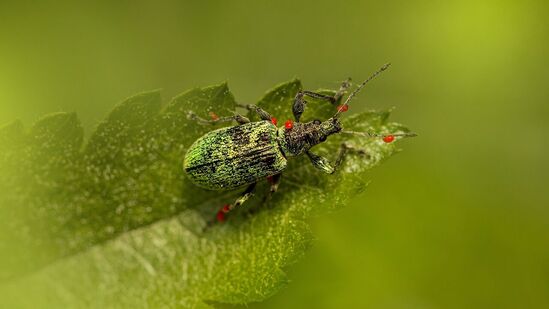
318, 117, 342, 140
280, 117, 342, 156
282, 63, 419, 156
299, 117, 342, 148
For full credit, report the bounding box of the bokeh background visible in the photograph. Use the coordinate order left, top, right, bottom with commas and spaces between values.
1, 0, 547, 308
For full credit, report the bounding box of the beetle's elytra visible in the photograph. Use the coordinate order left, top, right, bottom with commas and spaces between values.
183, 64, 416, 224
184, 121, 286, 190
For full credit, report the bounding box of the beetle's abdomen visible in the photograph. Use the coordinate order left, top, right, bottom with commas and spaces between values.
183, 121, 287, 190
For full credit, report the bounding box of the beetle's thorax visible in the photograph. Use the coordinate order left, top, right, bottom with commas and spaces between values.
278, 118, 342, 157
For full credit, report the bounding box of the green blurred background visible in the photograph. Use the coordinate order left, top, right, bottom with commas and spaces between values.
1, 0, 547, 308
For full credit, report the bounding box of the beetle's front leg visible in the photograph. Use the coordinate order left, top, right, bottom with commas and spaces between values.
333, 78, 352, 102
293, 91, 335, 122
333, 143, 369, 171
306, 151, 335, 174
210, 182, 257, 225
187, 111, 249, 125
292, 78, 352, 122
307, 143, 369, 174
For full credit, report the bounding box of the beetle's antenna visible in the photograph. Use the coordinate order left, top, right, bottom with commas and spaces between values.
334, 63, 391, 118
341, 130, 417, 139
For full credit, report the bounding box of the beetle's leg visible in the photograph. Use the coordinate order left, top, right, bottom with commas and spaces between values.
236, 103, 272, 121
243, 174, 283, 216
333, 143, 369, 172
292, 92, 307, 122
187, 111, 249, 125
306, 151, 335, 174
265, 173, 282, 201
210, 182, 257, 225
293, 91, 337, 122
307, 143, 369, 174
333, 78, 352, 102
292, 79, 352, 122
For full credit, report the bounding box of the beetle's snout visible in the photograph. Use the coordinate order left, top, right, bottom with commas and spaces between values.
321, 117, 342, 135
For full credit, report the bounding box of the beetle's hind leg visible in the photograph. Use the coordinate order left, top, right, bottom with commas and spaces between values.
292, 78, 352, 122
265, 173, 282, 202
208, 182, 257, 226
244, 173, 282, 216
187, 110, 250, 125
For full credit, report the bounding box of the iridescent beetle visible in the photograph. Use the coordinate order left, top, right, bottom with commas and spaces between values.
183, 64, 415, 223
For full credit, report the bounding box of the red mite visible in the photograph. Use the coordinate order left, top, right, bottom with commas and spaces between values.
216, 204, 231, 222
216, 210, 225, 222
209, 111, 219, 121
383, 135, 395, 143
337, 104, 349, 112
271, 117, 278, 125
285, 119, 293, 129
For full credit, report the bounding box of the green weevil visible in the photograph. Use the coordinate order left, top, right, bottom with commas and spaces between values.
183, 64, 415, 223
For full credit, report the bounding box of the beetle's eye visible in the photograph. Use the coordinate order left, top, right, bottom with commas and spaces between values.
319, 135, 327, 142
313, 119, 321, 125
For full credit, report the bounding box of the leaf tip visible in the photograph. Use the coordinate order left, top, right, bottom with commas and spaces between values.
0, 119, 25, 142
204, 81, 231, 96
123, 89, 162, 104
32, 112, 79, 128
0, 119, 24, 132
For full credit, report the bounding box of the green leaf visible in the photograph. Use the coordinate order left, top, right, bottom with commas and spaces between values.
0, 80, 412, 308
